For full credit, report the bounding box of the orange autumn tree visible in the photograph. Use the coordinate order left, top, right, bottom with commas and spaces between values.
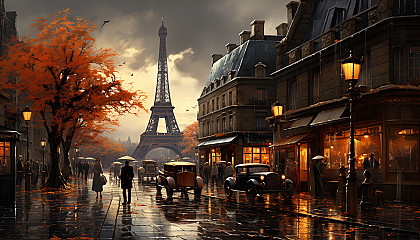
0, 9, 146, 189
180, 122, 198, 158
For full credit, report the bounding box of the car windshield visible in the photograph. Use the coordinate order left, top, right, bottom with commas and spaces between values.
249, 166, 270, 174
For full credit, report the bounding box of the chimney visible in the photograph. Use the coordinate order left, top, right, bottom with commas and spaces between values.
225, 43, 238, 54
286, 1, 299, 27
239, 30, 251, 44
211, 54, 223, 66
250, 20, 265, 40
276, 23, 288, 36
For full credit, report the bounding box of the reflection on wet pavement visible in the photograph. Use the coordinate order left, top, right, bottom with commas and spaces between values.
1, 176, 419, 239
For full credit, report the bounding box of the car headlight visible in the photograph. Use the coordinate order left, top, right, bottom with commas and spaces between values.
281, 174, 286, 180
260, 175, 265, 181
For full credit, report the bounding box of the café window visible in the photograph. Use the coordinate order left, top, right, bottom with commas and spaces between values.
323, 126, 382, 169
388, 127, 419, 172
243, 147, 270, 164
0, 142, 11, 175
210, 148, 221, 164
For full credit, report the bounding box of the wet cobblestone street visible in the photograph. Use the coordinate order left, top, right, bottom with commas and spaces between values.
1, 175, 420, 239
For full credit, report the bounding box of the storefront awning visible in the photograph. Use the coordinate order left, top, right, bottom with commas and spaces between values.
286, 116, 314, 130
270, 133, 311, 148
310, 106, 346, 126
198, 136, 237, 147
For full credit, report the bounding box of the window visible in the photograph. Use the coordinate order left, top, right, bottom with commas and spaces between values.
222, 94, 226, 108
216, 119, 220, 132
211, 120, 214, 134
229, 91, 232, 105
388, 127, 419, 172
393, 46, 420, 85
256, 88, 267, 101
312, 71, 320, 104
360, 51, 372, 88
216, 97, 219, 110
210, 148, 221, 164
408, 46, 420, 84
222, 118, 226, 132
202, 104, 206, 116
256, 116, 267, 130
0, 142, 11, 175
207, 122, 210, 135
212, 99, 214, 112
228, 116, 233, 131
288, 80, 297, 110
394, 47, 404, 84
323, 126, 382, 169
206, 102, 209, 114
243, 147, 271, 164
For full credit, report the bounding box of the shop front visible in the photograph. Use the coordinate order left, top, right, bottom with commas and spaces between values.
0, 130, 20, 206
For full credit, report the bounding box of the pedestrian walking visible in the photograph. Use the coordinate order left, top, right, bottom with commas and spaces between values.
16, 155, 24, 185
211, 162, 218, 187
120, 160, 134, 204
226, 162, 234, 178
83, 161, 90, 180
312, 155, 325, 198
363, 155, 371, 170
369, 153, 379, 169
78, 161, 83, 178
218, 162, 226, 186
203, 163, 210, 185
31, 160, 39, 186
92, 158, 104, 198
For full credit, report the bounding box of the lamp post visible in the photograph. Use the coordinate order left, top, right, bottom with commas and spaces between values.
341, 53, 362, 215
22, 106, 32, 191
271, 101, 284, 173
40, 138, 46, 186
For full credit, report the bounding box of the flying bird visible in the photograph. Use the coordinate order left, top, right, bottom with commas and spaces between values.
101, 20, 110, 28
186, 109, 189, 111
123, 62, 126, 64
131, 74, 134, 76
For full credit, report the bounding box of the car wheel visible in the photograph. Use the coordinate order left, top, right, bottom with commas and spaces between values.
224, 182, 233, 198
246, 184, 256, 202
282, 182, 293, 200
166, 187, 173, 198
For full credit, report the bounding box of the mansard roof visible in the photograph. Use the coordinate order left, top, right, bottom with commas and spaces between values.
203, 39, 280, 92
304, 0, 380, 42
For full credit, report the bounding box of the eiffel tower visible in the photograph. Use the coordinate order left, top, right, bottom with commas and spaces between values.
132, 17, 183, 160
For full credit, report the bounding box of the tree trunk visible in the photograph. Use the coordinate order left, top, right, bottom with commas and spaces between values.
61, 144, 73, 179
46, 138, 68, 189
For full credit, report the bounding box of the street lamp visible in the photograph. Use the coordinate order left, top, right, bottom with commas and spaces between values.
272, 101, 284, 118
40, 138, 46, 186
22, 106, 32, 191
341, 52, 362, 215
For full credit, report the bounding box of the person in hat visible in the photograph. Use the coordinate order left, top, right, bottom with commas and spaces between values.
312, 155, 325, 198
369, 153, 379, 169
120, 160, 134, 204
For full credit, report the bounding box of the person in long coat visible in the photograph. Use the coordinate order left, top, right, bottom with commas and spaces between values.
312, 156, 324, 198
92, 158, 104, 198
120, 160, 134, 204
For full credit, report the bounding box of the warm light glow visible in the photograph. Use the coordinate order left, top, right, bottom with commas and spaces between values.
342, 62, 361, 80
40, 139, 46, 147
22, 106, 32, 121
272, 102, 284, 117
341, 53, 362, 81
364, 135, 369, 138
281, 174, 286, 180
260, 175, 265, 181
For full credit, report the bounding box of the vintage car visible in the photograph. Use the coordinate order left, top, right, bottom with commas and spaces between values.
156, 161, 204, 199
224, 163, 293, 202
139, 160, 158, 183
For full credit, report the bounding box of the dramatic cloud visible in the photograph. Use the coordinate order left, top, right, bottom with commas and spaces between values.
8, 0, 289, 143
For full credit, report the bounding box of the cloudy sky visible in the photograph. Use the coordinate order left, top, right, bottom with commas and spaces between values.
7, 0, 289, 143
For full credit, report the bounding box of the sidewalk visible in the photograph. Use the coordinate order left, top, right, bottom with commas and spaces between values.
199, 184, 420, 235
0, 175, 120, 239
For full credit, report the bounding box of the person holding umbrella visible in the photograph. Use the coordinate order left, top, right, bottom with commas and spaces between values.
120, 160, 134, 204
312, 155, 325, 198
